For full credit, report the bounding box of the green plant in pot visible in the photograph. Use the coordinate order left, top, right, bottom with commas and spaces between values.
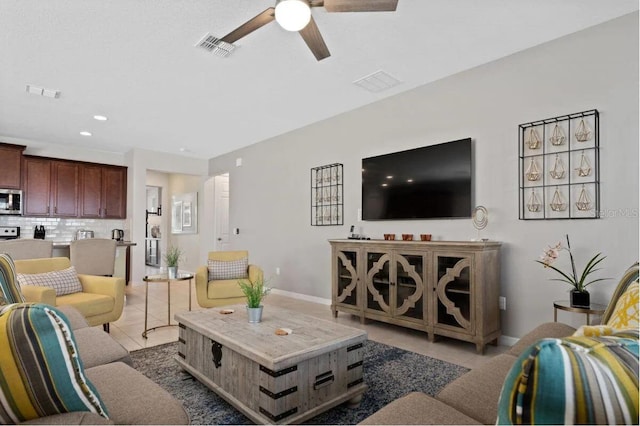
536, 234, 609, 308
238, 278, 271, 323
164, 245, 183, 279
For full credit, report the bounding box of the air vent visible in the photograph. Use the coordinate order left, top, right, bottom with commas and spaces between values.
353, 70, 401, 93
195, 33, 236, 57
26, 84, 60, 98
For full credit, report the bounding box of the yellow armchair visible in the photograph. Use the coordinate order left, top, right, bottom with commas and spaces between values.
196, 250, 263, 308
14, 257, 125, 329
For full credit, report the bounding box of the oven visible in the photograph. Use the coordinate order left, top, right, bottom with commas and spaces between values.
0, 189, 23, 215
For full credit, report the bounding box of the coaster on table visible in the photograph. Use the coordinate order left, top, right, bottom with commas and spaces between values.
219, 309, 235, 315
275, 328, 292, 336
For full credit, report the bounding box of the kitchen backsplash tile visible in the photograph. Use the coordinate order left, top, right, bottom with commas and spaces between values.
0, 216, 126, 242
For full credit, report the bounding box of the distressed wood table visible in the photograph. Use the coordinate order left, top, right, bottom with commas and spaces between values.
175, 305, 367, 424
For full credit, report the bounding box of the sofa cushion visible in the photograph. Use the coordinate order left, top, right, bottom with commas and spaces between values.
208, 257, 248, 280
73, 327, 132, 369
0, 253, 25, 304
359, 392, 481, 425
507, 321, 576, 357
0, 303, 109, 423
17, 266, 83, 296
497, 331, 639, 425
607, 281, 639, 329
21, 412, 113, 425
85, 362, 189, 425
436, 353, 517, 425
207, 278, 246, 299
57, 291, 115, 318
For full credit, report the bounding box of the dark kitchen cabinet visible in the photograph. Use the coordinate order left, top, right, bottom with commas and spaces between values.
0, 143, 26, 189
23, 157, 51, 216
23, 157, 79, 217
51, 161, 79, 217
23, 156, 126, 219
80, 164, 126, 219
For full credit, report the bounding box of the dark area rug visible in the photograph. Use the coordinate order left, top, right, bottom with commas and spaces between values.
130, 340, 468, 425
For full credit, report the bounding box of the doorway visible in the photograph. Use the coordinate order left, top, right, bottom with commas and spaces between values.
145, 185, 162, 267
213, 173, 230, 251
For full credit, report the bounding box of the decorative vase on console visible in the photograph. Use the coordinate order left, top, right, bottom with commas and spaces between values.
536, 234, 608, 308
239, 278, 271, 323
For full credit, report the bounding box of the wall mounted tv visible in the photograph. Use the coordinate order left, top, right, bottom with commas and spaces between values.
362, 138, 473, 220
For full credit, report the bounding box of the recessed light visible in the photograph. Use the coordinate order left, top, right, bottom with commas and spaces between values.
386, 175, 394, 179
93, 115, 108, 121
381, 183, 388, 187
407, 179, 413, 183
80, 131, 92, 136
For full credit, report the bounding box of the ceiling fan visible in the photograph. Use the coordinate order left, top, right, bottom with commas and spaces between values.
219, 0, 399, 61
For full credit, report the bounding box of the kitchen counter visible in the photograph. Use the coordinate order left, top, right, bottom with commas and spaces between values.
52, 240, 137, 248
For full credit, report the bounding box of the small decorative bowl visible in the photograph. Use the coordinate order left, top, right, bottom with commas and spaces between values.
420, 234, 432, 241
402, 234, 413, 241
383, 234, 396, 240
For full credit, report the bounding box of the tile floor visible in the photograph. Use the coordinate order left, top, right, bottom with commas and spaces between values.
110, 272, 506, 370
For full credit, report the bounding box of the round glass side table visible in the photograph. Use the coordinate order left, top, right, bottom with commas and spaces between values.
553, 300, 607, 325
142, 271, 194, 338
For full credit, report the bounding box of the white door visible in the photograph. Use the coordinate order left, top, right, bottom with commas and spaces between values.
214, 173, 230, 251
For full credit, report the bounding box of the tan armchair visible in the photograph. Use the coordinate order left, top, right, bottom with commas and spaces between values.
0, 239, 53, 260
196, 250, 263, 308
14, 257, 125, 330
70, 238, 116, 276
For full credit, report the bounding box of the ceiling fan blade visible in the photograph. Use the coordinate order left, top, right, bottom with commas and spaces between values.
322, 0, 398, 12
220, 7, 275, 44
299, 16, 330, 61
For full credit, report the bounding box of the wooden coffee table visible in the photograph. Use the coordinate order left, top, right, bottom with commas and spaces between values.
174, 305, 367, 424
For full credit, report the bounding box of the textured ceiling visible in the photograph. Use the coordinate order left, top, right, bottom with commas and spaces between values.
1, 0, 637, 159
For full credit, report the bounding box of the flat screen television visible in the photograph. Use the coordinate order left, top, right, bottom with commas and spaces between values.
362, 138, 473, 220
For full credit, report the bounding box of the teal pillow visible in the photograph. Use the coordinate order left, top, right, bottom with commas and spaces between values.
0, 253, 24, 305
0, 303, 109, 423
497, 331, 639, 424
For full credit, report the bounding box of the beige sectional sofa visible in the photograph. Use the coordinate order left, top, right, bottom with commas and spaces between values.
21, 305, 189, 425
360, 322, 576, 425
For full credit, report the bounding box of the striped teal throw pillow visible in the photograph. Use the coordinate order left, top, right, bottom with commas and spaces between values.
497, 330, 639, 425
0, 303, 109, 423
0, 253, 24, 305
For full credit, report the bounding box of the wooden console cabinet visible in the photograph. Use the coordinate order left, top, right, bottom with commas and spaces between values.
330, 239, 501, 353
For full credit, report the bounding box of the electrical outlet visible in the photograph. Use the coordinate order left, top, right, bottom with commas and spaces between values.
275, 267, 280, 275
499, 296, 506, 310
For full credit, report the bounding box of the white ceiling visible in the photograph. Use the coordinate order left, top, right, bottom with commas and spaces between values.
1, 0, 637, 159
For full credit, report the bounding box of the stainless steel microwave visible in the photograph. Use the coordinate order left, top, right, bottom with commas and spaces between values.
0, 189, 23, 215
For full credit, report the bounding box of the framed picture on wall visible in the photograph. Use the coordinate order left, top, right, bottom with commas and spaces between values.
171, 192, 198, 234
171, 201, 183, 233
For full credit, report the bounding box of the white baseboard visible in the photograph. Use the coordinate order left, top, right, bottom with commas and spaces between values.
271, 289, 520, 347
271, 288, 332, 306
498, 335, 519, 346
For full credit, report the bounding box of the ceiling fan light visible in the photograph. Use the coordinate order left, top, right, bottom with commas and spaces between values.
275, 0, 311, 32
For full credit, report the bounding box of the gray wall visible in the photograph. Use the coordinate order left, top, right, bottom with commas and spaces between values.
209, 13, 639, 339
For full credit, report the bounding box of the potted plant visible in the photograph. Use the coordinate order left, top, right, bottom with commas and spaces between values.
164, 245, 183, 279
536, 234, 609, 307
238, 278, 271, 323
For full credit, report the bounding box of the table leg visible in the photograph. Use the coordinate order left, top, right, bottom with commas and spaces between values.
189, 278, 192, 311
143, 281, 149, 338
168, 280, 171, 325
554, 307, 557, 322
586, 313, 590, 325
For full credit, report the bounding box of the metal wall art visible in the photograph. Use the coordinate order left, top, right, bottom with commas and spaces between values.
519, 109, 599, 220
311, 163, 343, 226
